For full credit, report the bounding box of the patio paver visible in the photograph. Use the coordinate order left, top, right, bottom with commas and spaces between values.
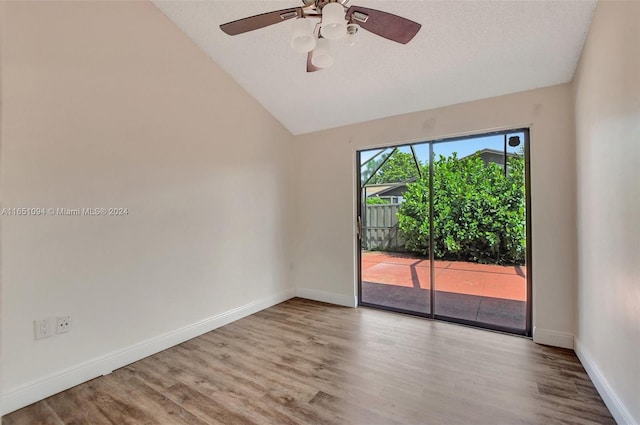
361, 251, 527, 330
362, 252, 526, 301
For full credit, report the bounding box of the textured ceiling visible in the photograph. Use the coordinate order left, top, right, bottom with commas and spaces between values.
152, 0, 596, 135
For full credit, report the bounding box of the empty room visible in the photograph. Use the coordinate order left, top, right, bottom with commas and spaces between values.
1, 0, 638, 424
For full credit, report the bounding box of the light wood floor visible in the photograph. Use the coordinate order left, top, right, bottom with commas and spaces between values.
3, 298, 614, 425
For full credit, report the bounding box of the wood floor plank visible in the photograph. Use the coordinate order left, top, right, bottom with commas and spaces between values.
1, 400, 63, 425
31, 380, 121, 425
308, 390, 406, 425
2, 298, 616, 425
103, 371, 211, 425
163, 383, 254, 425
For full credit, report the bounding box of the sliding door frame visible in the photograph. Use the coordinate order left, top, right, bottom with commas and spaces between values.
357, 128, 532, 337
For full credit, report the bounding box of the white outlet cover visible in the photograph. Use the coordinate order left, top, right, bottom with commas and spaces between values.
56, 315, 72, 334
34, 318, 54, 340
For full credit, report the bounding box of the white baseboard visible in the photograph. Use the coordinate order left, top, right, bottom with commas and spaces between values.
296, 287, 357, 308
575, 337, 637, 425
1, 288, 296, 416
532, 327, 574, 349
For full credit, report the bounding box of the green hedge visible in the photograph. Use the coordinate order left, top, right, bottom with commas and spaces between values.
366, 197, 391, 205
397, 153, 526, 265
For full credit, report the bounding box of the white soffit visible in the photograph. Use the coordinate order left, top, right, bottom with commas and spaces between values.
152, 0, 597, 135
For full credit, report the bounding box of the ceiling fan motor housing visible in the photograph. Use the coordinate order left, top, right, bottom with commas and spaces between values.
313, 0, 349, 12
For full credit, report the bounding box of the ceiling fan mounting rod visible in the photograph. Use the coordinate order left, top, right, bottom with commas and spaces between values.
302, 0, 349, 8
298, 0, 349, 20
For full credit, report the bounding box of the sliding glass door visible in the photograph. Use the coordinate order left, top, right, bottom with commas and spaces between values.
359, 144, 432, 314
358, 129, 531, 335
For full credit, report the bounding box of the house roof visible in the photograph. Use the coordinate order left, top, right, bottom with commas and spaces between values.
460, 148, 521, 160
365, 177, 417, 197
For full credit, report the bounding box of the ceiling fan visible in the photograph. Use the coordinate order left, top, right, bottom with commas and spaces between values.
220, 0, 421, 72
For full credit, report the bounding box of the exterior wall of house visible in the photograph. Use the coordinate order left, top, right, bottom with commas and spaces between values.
573, 1, 640, 424
292, 84, 577, 349
479, 151, 507, 167
364, 185, 395, 197
1, 1, 295, 414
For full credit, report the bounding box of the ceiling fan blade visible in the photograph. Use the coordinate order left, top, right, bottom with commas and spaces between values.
307, 51, 321, 73
220, 8, 300, 36
346, 6, 421, 44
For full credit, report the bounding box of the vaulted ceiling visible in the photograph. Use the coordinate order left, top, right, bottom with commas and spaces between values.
152, 0, 597, 135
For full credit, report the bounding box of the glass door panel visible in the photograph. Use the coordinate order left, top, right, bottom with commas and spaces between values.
359, 144, 432, 315
431, 133, 527, 332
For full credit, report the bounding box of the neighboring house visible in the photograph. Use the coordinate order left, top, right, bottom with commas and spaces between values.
365, 177, 417, 204
461, 148, 520, 168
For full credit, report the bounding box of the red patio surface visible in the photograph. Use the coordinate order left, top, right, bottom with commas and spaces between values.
361, 251, 527, 330
362, 251, 526, 301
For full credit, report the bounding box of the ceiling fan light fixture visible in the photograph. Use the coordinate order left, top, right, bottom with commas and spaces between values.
320, 2, 347, 40
290, 18, 316, 53
311, 38, 333, 68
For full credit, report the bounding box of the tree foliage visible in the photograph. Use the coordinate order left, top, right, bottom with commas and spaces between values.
366, 197, 391, 205
397, 153, 526, 265
366, 152, 420, 184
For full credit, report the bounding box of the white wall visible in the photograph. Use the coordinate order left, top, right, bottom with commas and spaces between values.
1, 0, 294, 414
292, 84, 577, 348
0, 0, 4, 418
573, 1, 640, 424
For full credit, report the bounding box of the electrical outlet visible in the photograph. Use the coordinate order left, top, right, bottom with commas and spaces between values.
34, 318, 54, 340
56, 315, 72, 334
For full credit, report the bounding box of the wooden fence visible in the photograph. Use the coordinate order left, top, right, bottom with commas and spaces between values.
363, 204, 404, 251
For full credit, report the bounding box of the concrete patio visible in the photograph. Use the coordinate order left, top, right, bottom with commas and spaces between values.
361, 251, 527, 331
